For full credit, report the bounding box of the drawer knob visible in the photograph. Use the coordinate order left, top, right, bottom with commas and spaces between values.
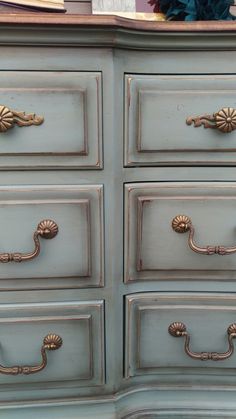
0, 219, 58, 263
186, 107, 236, 133
168, 322, 236, 361
172, 215, 236, 255
0, 333, 62, 375
0, 105, 44, 133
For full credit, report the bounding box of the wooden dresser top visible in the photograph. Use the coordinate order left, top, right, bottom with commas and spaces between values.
0, 15, 236, 49
0, 14, 235, 30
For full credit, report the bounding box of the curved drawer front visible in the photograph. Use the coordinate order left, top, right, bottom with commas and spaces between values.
0, 72, 102, 169
125, 293, 236, 379
0, 185, 103, 290
125, 182, 236, 282
125, 74, 236, 166
0, 300, 104, 393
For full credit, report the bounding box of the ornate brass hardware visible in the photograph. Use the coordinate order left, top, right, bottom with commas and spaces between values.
168, 322, 236, 361
0, 105, 44, 133
0, 219, 58, 263
172, 215, 236, 255
186, 107, 236, 133
0, 333, 62, 375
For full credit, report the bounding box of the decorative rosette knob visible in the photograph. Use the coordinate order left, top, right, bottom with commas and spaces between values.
172, 215, 191, 233
0, 106, 14, 132
215, 108, 236, 133
168, 322, 187, 337
43, 334, 63, 350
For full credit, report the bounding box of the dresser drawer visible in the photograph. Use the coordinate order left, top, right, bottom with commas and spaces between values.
0, 300, 104, 393
125, 293, 236, 378
125, 182, 236, 282
0, 72, 102, 169
0, 185, 103, 290
125, 75, 236, 166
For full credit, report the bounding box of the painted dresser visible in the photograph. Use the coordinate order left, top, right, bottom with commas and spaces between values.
0, 15, 236, 418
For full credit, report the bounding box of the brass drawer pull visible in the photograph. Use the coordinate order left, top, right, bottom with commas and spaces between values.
0, 333, 62, 375
172, 215, 236, 255
186, 107, 236, 133
168, 322, 236, 361
0, 105, 44, 133
0, 219, 58, 263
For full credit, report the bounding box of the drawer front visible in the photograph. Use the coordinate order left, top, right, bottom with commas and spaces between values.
0, 300, 104, 391
125, 75, 236, 166
125, 293, 236, 378
0, 72, 102, 169
0, 185, 103, 290
125, 182, 236, 282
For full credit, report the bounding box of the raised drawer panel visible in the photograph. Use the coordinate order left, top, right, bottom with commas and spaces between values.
125, 182, 236, 282
124, 74, 236, 166
125, 293, 236, 378
0, 185, 103, 290
0, 300, 104, 391
0, 72, 102, 169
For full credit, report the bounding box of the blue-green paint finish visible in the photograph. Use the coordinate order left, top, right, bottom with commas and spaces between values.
125, 182, 236, 282
0, 184, 104, 290
0, 72, 102, 170
125, 74, 236, 166
0, 300, 104, 392
0, 17, 236, 418
125, 293, 236, 378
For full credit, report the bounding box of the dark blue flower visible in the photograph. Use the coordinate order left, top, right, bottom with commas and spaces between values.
149, 0, 236, 20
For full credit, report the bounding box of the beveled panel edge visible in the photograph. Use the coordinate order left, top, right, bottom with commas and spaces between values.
124, 77, 236, 166
0, 300, 105, 389
124, 293, 236, 379
136, 197, 152, 273
0, 87, 88, 157
122, 408, 236, 418
0, 315, 94, 383
0, 74, 103, 170
82, 199, 92, 277
124, 182, 236, 283
94, 73, 103, 169
0, 198, 92, 279
124, 75, 132, 167
136, 88, 236, 154
0, 184, 104, 290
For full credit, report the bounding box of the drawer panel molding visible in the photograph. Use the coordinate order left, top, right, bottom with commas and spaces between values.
125, 293, 236, 379
0, 300, 105, 391
125, 182, 236, 282
124, 74, 236, 166
0, 72, 102, 170
0, 185, 104, 290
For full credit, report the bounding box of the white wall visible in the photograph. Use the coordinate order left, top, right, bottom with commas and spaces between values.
92, 0, 135, 12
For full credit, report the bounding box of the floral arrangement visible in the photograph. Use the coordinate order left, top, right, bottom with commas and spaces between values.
148, 0, 236, 20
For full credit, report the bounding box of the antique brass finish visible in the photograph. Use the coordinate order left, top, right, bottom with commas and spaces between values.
168, 322, 236, 361
0, 219, 58, 263
0, 333, 63, 375
186, 107, 236, 133
0, 105, 44, 133
172, 215, 236, 255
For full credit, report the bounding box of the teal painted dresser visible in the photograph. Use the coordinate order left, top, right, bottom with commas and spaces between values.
0, 15, 236, 418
